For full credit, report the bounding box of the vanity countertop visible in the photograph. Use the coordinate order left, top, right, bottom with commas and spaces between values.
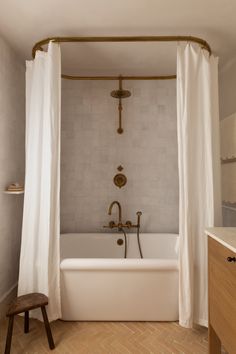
206, 227, 236, 253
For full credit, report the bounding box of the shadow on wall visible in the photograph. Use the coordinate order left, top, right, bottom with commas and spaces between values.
222, 204, 236, 226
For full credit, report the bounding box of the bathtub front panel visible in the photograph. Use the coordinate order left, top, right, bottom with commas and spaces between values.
60, 233, 179, 321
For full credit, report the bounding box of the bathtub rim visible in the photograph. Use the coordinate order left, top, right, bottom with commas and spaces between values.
60, 258, 179, 271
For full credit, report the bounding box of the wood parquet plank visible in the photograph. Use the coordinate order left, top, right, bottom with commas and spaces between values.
0, 316, 208, 354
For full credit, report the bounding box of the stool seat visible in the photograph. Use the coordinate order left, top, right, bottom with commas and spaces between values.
7, 293, 48, 316
4, 292, 55, 354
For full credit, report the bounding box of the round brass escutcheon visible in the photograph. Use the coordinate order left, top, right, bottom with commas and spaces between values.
113, 173, 127, 188
117, 238, 124, 246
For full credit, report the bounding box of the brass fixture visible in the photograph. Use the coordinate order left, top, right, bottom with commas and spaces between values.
104, 221, 137, 229
113, 165, 127, 188
32, 36, 212, 81
111, 76, 131, 134
111, 87, 131, 100
136, 211, 143, 258
108, 221, 116, 228
117, 165, 124, 172
108, 201, 122, 227
62, 74, 177, 80
125, 220, 132, 228
104, 217, 142, 229
114, 173, 127, 188
104, 201, 142, 230
136, 211, 142, 228
104, 204, 143, 258
117, 238, 124, 246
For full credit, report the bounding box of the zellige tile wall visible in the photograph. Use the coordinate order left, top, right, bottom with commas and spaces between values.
61, 79, 178, 233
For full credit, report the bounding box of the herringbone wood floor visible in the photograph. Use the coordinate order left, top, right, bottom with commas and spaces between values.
0, 316, 208, 354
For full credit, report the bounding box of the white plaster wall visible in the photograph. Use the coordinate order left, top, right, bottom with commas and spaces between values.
0, 36, 25, 302
219, 60, 236, 226
61, 79, 178, 233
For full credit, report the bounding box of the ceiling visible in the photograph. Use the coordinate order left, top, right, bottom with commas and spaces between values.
0, 0, 236, 75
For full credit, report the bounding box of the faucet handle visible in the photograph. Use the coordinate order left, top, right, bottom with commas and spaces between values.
109, 221, 116, 228
103, 221, 116, 229
125, 221, 132, 228
136, 211, 142, 216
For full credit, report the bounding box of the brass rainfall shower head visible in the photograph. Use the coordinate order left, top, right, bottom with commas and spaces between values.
111, 75, 131, 134
110, 89, 131, 99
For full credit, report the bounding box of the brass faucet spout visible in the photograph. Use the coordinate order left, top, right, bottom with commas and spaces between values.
108, 201, 122, 223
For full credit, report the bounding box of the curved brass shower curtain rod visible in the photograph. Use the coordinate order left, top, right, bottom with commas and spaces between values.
32, 36, 212, 80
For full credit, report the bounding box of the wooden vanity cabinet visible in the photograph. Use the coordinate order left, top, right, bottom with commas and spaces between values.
208, 236, 236, 354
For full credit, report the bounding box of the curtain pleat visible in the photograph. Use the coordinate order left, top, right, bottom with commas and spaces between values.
177, 44, 222, 328
18, 42, 61, 321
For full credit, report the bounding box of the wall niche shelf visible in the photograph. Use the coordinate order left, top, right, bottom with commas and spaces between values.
3, 190, 24, 195
221, 156, 236, 164
222, 201, 236, 211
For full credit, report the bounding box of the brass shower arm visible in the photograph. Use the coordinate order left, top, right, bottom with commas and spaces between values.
32, 35, 212, 81
119, 76, 122, 90
110, 75, 131, 134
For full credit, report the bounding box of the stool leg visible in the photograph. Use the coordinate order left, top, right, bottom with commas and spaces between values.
41, 306, 55, 350
24, 311, 29, 333
4, 315, 14, 354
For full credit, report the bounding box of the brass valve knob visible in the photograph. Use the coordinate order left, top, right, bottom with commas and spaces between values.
125, 221, 132, 228
109, 221, 116, 228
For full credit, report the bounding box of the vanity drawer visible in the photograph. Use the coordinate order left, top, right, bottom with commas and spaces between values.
208, 237, 236, 353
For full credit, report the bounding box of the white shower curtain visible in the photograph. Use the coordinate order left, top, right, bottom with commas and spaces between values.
177, 44, 222, 328
18, 42, 61, 321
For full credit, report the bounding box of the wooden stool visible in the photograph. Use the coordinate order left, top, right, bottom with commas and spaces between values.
4, 293, 55, 354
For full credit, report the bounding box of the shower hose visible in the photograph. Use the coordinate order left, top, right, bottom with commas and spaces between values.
137, 226, 143, 259
120, 228, 127, 258
120, 227, 143, 259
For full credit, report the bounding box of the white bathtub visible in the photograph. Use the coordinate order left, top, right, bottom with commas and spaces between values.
60, 233, 179, 321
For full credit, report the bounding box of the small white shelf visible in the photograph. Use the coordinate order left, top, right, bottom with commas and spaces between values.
222, 201, 236, 212
221, 156, 236, 164
3, 190, 24, 195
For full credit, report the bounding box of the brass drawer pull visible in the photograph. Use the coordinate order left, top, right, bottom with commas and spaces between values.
227, 256, 236, 262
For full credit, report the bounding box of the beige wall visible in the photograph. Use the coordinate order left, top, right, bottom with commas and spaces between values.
61, 79, 178, 233
219, 59, 236, 226
219, 59, 236, 119
0, 35, 25, 305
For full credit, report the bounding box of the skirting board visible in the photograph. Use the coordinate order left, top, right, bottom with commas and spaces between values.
0, 283, 17, 320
